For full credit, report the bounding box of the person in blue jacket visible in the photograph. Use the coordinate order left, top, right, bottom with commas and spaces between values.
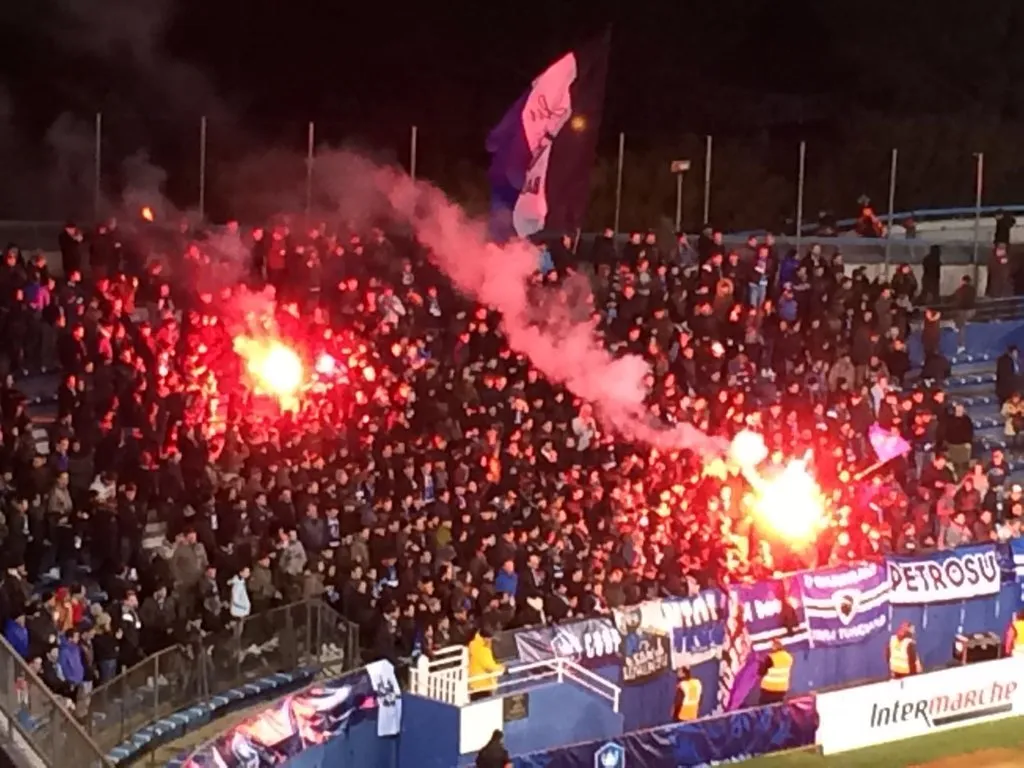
3, 611, 29, 659
58, 627, 86, 687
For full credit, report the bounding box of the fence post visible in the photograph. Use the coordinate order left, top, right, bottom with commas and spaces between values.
795, 140, 807, 253
884, 148, 898, 276
305, 120, 315, 217
410, 125, 419, 182
613, 132, 625, 238
972, 152, 984, 286
198, 115, 208, 219
153, 653, 160, 719
703, 134, 713, 225
93, 112, 103, 221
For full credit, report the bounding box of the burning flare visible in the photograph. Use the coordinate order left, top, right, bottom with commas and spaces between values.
728, 430, 825, 544
233, 336, 304, 410
141, 206, 155, 222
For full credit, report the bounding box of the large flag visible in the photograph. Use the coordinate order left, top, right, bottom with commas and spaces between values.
486, 31, 610, 243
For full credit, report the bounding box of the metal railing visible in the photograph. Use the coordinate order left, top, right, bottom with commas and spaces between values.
411, 643, 621, 712
85, 599, 359, 757
0, 634, 109, 767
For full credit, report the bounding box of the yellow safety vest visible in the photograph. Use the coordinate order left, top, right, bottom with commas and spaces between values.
677, 678, 702, 721
889, 635, 914, 675
761, 650, 792, 693
1013, 620, 1024, 657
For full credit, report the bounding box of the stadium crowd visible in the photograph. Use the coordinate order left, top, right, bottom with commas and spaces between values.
0, 214, 1020, 712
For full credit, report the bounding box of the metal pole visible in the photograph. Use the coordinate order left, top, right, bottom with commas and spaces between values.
884, 148, 898, 275
674, 172, 683, 233
93, 112, 102, 221
613, 131, 625, 237
410, 124, 419, 182
198, 115, 208, 218
703, 135, 713, 225
305, 120, 315, 217
795, 140, 806, 252
973, 152, 984, 284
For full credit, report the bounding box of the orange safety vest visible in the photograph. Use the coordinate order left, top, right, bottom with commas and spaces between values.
761, 650, 792, 693
676, 678, 702, 721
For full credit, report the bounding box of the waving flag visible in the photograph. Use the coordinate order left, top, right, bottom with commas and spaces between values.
867, 423, 911, 463
487, 31, 609, 242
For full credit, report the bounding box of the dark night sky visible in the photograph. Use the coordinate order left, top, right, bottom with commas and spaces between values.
3, 0, 1024, 220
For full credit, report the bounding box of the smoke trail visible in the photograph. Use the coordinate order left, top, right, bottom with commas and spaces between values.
316, 152, 724, 455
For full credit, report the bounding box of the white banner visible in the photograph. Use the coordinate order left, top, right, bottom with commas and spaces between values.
887, 546, 1001, 605
816, 658, 1024, 754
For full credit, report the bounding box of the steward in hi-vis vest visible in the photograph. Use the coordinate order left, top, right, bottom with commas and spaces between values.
759, 638, 792, 705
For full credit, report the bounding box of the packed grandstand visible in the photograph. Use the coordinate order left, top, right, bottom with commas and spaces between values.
0, 185, 1021, 766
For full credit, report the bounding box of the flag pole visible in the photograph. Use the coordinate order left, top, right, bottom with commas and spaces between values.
613, 131, 625, 238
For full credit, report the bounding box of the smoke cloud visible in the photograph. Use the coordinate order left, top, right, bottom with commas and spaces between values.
313, 151, 725, 455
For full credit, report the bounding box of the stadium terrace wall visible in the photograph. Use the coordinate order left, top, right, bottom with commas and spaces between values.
180, 543, 1024, 768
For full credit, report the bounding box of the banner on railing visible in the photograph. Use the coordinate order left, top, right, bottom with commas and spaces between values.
736, 576, 809, 651
513, 618, 622, 669
513, 697, 818, 768
611, 606, 671, 685
1007, 540, 1024, 598
887, 544, 1001, 604
184, 664, 391, 767
615, 589, 727, 669
799, 562, 890, 647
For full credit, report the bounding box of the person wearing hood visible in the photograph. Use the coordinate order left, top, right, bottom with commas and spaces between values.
476, 730, 510, 768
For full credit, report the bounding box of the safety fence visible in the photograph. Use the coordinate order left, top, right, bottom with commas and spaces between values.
84, 599, 359, 759
0, 633, 109, 767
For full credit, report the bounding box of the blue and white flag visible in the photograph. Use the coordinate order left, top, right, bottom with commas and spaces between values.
736, 576, 809, 652
799, 562, 890, 647
887, 544, 1001, 604
364, 659, 402, 737
614, 590, 726, 669
486, 31, 609, 243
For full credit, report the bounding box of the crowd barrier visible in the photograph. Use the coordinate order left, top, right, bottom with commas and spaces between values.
90, 599, 360, 764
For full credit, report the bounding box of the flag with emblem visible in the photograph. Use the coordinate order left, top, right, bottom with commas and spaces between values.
799, 562, 890, 648
486, 30, 610, 243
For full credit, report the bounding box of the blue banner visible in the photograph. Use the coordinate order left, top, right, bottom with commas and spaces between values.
613, 590, 726, 669
513, 618, 622, 670
736, 576, 809, 652
798, 562, 890, 647
513, 697, 818, 768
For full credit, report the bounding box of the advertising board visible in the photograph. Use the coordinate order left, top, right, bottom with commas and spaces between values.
816, 657, 1024, 754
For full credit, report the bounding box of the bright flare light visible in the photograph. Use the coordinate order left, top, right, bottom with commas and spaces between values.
141, 206, 155, 222
726, 430, 825, 545
233, 336, 304, 409
750, 458, 826, 544
730, 429, 768, 469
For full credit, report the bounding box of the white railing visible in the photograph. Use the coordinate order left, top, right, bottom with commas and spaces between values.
412, 644, 621, 712
410, 645, 469, 705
